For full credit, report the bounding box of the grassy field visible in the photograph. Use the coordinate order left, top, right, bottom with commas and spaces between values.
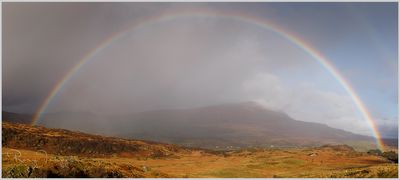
2, 146, 397, 178
2, 122, 397, 178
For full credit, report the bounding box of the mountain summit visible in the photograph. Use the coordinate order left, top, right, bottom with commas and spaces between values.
109, 102, 371, 149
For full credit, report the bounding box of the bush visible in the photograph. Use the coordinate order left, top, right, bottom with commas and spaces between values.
382, 151, 398, 163
367, 149, 382, 156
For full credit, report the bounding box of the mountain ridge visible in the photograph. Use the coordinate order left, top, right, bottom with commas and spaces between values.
3, 102, 378, 149
107, 102, 374, 149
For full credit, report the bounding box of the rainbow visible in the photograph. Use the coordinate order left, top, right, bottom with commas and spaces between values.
31, 8, 385, 150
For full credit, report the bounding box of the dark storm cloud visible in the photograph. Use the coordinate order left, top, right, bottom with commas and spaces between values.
3, 2, 312, 113
3, 2, 173, 112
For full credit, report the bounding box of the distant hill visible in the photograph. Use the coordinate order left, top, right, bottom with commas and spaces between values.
107, 102, 374, 149
2, 111, 32, 124
381, 138, 398, 147
3, 102, 384, 150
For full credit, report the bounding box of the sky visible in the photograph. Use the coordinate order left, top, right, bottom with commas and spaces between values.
2, 2, 398, 138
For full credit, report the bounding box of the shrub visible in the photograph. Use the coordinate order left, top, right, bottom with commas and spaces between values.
382, 151, 398, 163
367, 149, 382, 156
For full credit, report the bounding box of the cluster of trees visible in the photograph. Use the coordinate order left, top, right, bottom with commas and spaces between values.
367, 149, 398, 163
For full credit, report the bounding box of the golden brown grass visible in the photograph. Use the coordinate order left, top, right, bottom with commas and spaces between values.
2, 147, 397, 178
2, 122, 397, 178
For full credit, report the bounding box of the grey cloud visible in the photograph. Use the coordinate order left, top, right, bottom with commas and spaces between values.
3, 3, 393, 138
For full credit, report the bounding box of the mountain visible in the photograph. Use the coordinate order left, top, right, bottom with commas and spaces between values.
4, 102, 376, 149
2, 111, 32, 124
108, 102, 373, 149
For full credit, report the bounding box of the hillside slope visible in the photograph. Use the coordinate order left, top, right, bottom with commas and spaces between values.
2, 122, 397, 178
2, 111, 32, 124
109, 102, 373, 149
2, 122, 192, 158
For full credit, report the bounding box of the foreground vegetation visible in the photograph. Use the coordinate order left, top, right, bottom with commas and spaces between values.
2, 146, 397, 178
2, 122, 398, 178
